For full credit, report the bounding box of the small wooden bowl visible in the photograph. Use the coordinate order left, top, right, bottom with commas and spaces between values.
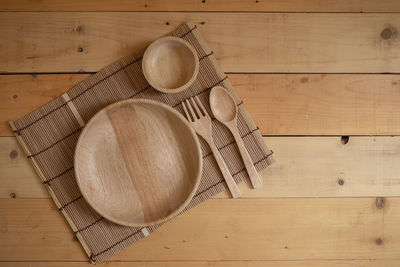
74, 99, 202, 227
142, 36, 199, 93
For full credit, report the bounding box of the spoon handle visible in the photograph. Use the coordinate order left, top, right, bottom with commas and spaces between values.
209, 141, 241, 198
231, 130, 263, 189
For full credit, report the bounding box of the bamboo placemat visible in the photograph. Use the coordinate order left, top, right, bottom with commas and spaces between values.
10, 22, 274, 263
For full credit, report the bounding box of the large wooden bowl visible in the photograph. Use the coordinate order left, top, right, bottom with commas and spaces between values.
142, 36, 199, 93
74, 99, 202, 227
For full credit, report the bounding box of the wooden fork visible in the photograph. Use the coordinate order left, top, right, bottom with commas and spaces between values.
182, 96, 241, 198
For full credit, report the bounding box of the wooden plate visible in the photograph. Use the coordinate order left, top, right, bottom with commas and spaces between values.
74, 99, 202, 227
142, 36, 199, 93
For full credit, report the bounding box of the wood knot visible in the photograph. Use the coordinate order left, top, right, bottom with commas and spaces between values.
376, 197, 384, 209
9, 150, 18, 159
341, 136, 349, 145
75, 25, 84, 33
381, 25, 397, 40
300, 77, 308, 83
381, 28, 392, 40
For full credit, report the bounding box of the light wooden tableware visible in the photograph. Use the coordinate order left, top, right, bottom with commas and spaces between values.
210, 86, 263, 189
74, 99, 202, 227
142, 36, 199, 94
182, 96, 241, 198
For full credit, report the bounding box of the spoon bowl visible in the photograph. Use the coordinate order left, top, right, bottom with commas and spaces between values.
209, 86, 237, 123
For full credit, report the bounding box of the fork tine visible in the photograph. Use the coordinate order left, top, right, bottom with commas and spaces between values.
195, 95, 208, 117
185, 99, 197, 120
182, 101, 192, 121
190, 97, 202, 118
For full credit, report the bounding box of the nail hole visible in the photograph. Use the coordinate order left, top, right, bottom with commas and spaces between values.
202, 0, 206, 3
13, 94, 18, 99
10, 193, 16, 198
144, 4, 147, 7
376, 238, 383, 245
338, 179, 344, 186
165, 22, 170, 25
256, 0, 259, 2
9, 150, 18, 159
341, 136, 349, 145
200, 21, 206, 25
376, 197, 384, 209
77, 47, 83, 53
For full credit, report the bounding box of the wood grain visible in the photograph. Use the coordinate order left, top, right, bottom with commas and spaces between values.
1, 13, 400, 73
0, 197, 398, 261
1, 260, 399, 267
2, 74, 400, 136
142, 37, 199, 93
3, 136, 400, 199
232, 74, 400, 135
1, 0, 400, 12
210, 86, 262, 189
0, 74, 89, 136
182, 97, 241, 198
75, 99, 202, 227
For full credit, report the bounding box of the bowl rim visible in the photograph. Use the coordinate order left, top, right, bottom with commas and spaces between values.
142, 36, 199, 94
74, 98, 203, 227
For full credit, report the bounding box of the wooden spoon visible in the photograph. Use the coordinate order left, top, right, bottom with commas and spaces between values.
210, 86, 263, 189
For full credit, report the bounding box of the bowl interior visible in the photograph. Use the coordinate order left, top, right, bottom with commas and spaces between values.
143, 38, 198, 92
74, 100, 202, 227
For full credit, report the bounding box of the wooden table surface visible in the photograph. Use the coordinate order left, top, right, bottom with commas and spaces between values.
1, 1, 400, 266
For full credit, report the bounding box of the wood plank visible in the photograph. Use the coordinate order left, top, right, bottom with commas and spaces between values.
1, 260, 399, 267
0, 198, 398, 261
0, 136, 46, 198
2, 74, 400, 136
0, 74, 89, 136
1, 0, 400, 12
232, 74, 400, 135
3, 136, 400, 199
0, 0, 400, 13
1, 13, 400, 73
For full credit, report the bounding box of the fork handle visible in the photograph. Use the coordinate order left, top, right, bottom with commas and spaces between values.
209, 141, 241, 198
